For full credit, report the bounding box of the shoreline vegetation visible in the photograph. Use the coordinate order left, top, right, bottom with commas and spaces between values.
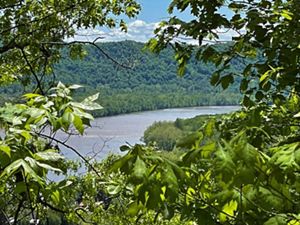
143, 113, 222, 151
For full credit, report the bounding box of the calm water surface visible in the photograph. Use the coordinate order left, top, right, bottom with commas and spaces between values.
58, 106, 239, 160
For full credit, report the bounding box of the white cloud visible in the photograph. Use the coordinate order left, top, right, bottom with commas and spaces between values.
67, 20, 159, 43
67, 20, 241, 44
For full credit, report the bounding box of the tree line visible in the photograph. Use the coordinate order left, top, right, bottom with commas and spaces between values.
0, 41, 244, 116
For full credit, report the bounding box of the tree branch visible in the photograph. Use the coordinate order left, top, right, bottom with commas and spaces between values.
37, 133, 102, 178
38, 198, 67, 214
19, 47, 45, 95
12, 196, 25, 225
0, 208, 11, 225
41, 39, 133, 69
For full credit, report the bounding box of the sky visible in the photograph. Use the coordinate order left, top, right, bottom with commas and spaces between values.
70, 0, 235, 44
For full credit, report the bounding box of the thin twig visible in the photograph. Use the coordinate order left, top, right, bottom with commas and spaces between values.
41, 39, 133, 69
19, 48, 45, 95
12, 196, 25, 225
38, 133, 102, 178
0, 208, 11, 225
38, 198, 66, 214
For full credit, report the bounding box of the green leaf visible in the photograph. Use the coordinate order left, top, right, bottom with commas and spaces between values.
61, 110, 74, 130
28, 108, 46, 119
23, 93, 43, 99
109, 152, 134, 173
201, 142, 216, 158
20, 130, 32, 142
264, 215, 287, 225
126, 201, 142, 216
36, 162, 63, 173
177, 64, 186, 76
34, 150, 64, 162
51, 190, 61, 205
120, 145, 131, 152
131, 156, 147, 183
219, 200, 238, 222
0, 145, 11, 158
219, 74, 234, 89
83, 93, 99, 103
161, 165, 178, 201
73, 115, 84, 134
162, 203, 174, 220
270, 143, 300, 171
2, 159, 43, 184
204, 119, 215, 137
281, 10, 293, 20
210, 72, 220, 86
214, 144, 236, 182
240, 79, 249, 92
72, 101, 103, 111
107, 184, 122, 196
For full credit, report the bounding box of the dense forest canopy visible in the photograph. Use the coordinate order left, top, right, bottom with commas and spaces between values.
0, 0, 299, 225
0, 40, 243, 116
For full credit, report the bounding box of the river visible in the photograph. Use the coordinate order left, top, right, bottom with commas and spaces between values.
57, 106, 239, 160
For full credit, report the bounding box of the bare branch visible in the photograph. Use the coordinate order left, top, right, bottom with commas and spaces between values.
41, 39, 133, 69
12, 196, 25, 225
19, 48, 45, 95
37, 133, 102, 178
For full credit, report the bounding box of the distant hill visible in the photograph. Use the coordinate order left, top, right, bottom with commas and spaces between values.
0, 41, 243, 116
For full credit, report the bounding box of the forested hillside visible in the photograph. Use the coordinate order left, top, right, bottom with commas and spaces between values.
0, 41, 242, 116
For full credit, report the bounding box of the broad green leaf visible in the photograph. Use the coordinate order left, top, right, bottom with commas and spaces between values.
34, 150, 64, 162
131, 156, 147, 183
120, 145, 131, 152
73, 107, 94, 120
23, 93, 43, 99
214, 144, 236, 182
27, 108, 46, 119
51, 190, 61, 205
83, 93, 99, 103
109, 152, 134, 172
264, 215, 287, 225
146, 184, 162, 209
73, 114, 84, 134
0, 145, 11, 158
107, 184, 122, 196
219, 74, 234, 89
186, 187, 195, 205
1, 159, 24, 178
36, 162, 63, 173
210, 72, 220, 86
20, 130, 32, 142
161, 165, 178, 201
61, 110, 74, 130
72, 101, 103, 111
281, 10, 293, 20
201, 142, 216, 158
219, 200, 238, 222
2, 159, 43, 184
270, 143, 300, 171
126, 201, 142, 216
288, 220, 300, 225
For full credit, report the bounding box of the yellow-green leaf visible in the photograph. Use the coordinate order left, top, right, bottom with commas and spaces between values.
219, 200, 238, 222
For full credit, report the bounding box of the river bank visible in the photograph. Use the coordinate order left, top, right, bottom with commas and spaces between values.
58, 105, 240, 160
